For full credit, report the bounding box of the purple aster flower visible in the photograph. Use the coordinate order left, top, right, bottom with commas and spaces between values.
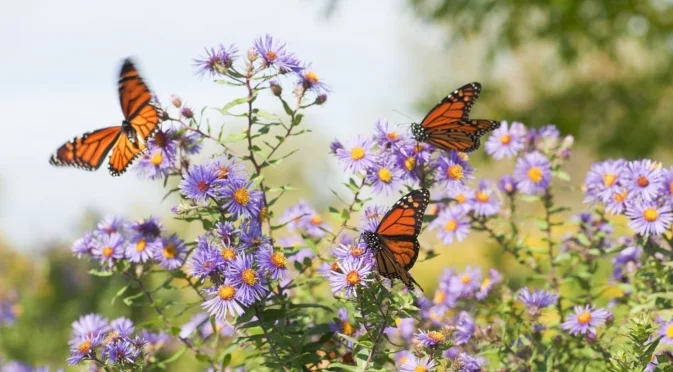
103, 339, 140, 365
612, 245, 642, 280
436, 150, 474, 192
414, 329, 446, 348
202, 280, 246, 320
365, 159, 404, 195
625, 202, 673, 235
281, 200, 329, 238
148, 129, 178, 158
476, 268, 502, 300
254, 34, 302, 73
228, 254, 267, 305
327, 258, 374, 298
238, 221, 271, 250
453, 311, 475, 345
329, 138, 343, 154
374, 119, 407, 148
384, 317, 416, 343
518, 288, 558, 316
141, 330, 170, 352
560, 305, 611, 336
189, 241, 224, 279
207, 156, 247, 183
335, 136, 376, 173
527, 124, 560, 151
125, 236, 161, 263
109, 317, 134, 337
604, 187, 629, 215
624, 159, 664, 202
72, 232, 95, 258
446, 186, 473, 213
221, 179, 263, 220
329, 308, 358, 341
485, 120, 526, 159
333, 242, 371, 263
660, 166, 673, 201
92, 233, 125, 268
180, 164, 226, 205
169, 129, 202, 155
256, 248, 288, 280
182, 106, 195, 118
400, 355, 437, 372
214, 221, 239, 246
429, 206, 471, 245
179, 312, 209, 339
361, 205, 387, 232
470, 180, 501, 217
449, 266, 482, 298
514, 151, 552, 195
499, 175, 517, 195
129, 216, 164, 242
297, 63, 328, 93
658, 321, 673, 344
582, 159, 627, 204
67, 333, 102, 365
71, 313, 109, 339
456, 353, 485, 372
95, 215, 127, 236
154, 234, 187, 270
135, 147, 172, 180
194, 44, 238, 76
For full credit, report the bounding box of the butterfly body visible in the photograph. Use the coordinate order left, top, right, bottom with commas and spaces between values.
411, 82, 499, 153
361, 188, 430, 291
49, 59, 161, 176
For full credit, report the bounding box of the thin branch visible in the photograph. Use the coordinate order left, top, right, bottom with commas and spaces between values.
254, 305, 290, 372
330, 177, 367, 245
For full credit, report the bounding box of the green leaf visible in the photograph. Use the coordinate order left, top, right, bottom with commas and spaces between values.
222, 131, 247, 143
214, 79, 244, 86
553, 170, 571, 181
122, 291, 145, 306
88, 268, 113, 277
254, 108, 280, 121
279, 97, 294, 116
111, 285, 129, 305
219, 96, 252, 114
326, 363, 360, 371
159, 347, 187, 365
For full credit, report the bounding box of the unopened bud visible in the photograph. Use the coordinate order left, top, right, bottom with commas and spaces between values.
270, 80, 282, 96
315, 93, 327, 105
248, 47, 258, 62
171, 95, 182, 108
180, 106, 194, 119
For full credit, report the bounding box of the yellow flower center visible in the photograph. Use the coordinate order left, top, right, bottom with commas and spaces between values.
504, 182, 514, 193
577, 311, 592, 324
242, 268, 258, 285
455, 193, 466, 204
350, 247, 363, 257
603, 173, 616, 187
233, 188, 250, 206
350, 147, 365, 160
104, 331, 120, 344
163, 243, 177, 259
265, 51, 277, 61
527, 166, 543, 183
447, 164, 464, 180
414, 366, 427, 372
311, 215, 323, 225
638, 176, 650, 187
394, 317, 402, 327
102, 246, 113, 258
221, 247, 237, 261
399, 356, 408, 365
476, 191, 489, 203
378, 168, 392, 183
613, 189, 627, 202
217, 285, 236, 300
666, 325, 673, 339
342, 321, 354, 335
481, 278, 491, 291
135, 239, 146, 252
77, 339, 92, 354
304, 70, 319, 84
643, 207, 659, 222
386, 132, 399, 140
271, 252, 287, 269
461, 274, 471, 284
427, 330, 445, 343
500, 134, 512, 145
150, 152, 163, 166
404, 157, 416, 171
433, 290, 445, 304
444, 219, 458, 232
346, 271, 361, 285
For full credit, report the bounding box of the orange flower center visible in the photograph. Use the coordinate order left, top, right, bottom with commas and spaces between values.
602, 173, 616, 187
666, 325, 673, 338
218, 167, 229, 179
350, 247, 363, 257
613, 189, 627, 203
447, 164, 464, 180
221, 247, 237, 261
577, 311, 592, 324
271, 252, 287, 269
404, 157, 416, 171
444, 219, 458, 232
342, 321, 354, 335
386, 132, 399, 140
77, 339, 92, 354
346, 271, 361, 285
196, 180, 209, 192
233, 188, 250, 206
218, 285, 236, 300
433, 290, 446, 304
643, 207, 659, 222
135, 239, 146, 252
163, 243, 177, 259
527, 167, 543, 183
455, 193, 466, 204
102, 246, 113, 258
461, 274, 471, 284
500, 134, 511, 145
304, 71, 319, 84
476, 191, 489, 203
481, 278, 491, 291
331, 262, 341, 272
427, 330, 445, 343
414, 365, 426, 372
242, 268, 258, 285
311, 215, 323, 225
265, 51, 277, 61
637, 176, 650, 187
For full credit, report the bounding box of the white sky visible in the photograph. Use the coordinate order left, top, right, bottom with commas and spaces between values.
0, 0, 443, 250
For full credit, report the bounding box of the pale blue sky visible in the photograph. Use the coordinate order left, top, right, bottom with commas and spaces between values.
0, 0, 446, 249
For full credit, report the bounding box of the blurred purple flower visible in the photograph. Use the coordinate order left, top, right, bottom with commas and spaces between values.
154, 234, 187, 270
281, 200, 329, 238
499, 175, 517, 195
126, 236, 161, 263
327, 258, 374, 298
180, 164, 226, 205
583, 159, 626, 204
92, 233, 125, 268
374, 119, 407, 148
561, 305, 611, 336
221, 179, 263, 220
228, 254, 267, 305
429, 206, 471, 245
400, 355, 436, 372
366, 159, 404, 195
72, 232, 95, 259
476, 268, 502, 300
194, 44, 237, 76
485, 120, 526, 159
207, 156, 247, 183
518, 288, 558, 316
624, 159, 664, 202
612, 245, 642, 280
254, 34, 302, 73
67, 333, 102, 365
129, 216, 164, 242
456, 353, 485, 372
514, 151, 551, 195
453, 311, 475, 345
95, 215, 127, 236
415, 329, 446, 348
256, 248, 288, 280
470, 180, 501, 217
625, 202, 673, 235
336, 136, 376, 173
202, 280, 246, 320
71, 313, 109, 339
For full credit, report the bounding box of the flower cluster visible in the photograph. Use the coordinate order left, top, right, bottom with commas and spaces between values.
71, 215, 186, 271
319, 235, 375, 298
67, 313, 168, 367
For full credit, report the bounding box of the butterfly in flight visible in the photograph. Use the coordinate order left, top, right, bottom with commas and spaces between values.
361, 188, 430, 292
411, 82, 500, 153
49, 58, 162, 176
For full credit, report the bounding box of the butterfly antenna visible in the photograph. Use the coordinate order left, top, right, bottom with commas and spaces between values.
392, 109, 416, 129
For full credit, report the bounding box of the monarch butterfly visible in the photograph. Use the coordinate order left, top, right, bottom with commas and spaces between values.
411, 82, 499, 153
49, 58, 162, 176
361, 188, 430, 292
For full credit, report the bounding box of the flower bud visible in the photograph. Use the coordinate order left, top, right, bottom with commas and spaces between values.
180, 106, 194, 119
247, 47, 258, 62
171, 95, 182, 108
270, 80, 282, 97
315, 93, 327, 105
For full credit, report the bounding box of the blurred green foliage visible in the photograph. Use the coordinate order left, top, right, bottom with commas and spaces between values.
408, 0, 673, 157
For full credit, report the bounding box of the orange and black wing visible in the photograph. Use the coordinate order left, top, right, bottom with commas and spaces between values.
425, 119, 500, 153
376, 188, 430, 240
49, 126, 122, 171
118, 59, 161, 141
108, 131, 146, 176
420, 82, 482, 130
375, 249, 423, 291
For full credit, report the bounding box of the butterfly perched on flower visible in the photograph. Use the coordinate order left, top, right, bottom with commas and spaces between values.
361, 188, 430, 291
49, 58, 162, 176
411, 82, 499, 153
